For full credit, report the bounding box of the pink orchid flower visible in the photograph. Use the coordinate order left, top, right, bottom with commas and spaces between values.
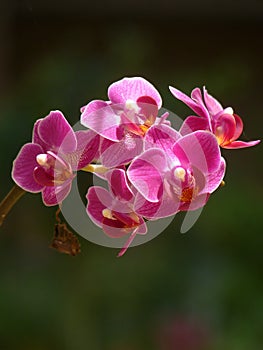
128, 131, 225, 214
86, 168, 160, 256
80, 77, 166, 167
169, 86, 260, 149
12, 111, 100, 206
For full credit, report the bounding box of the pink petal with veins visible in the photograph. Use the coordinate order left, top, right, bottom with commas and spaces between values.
33, 166, 54, 187
81, 99, 109, 114
232, 114, 244, 140
213, 113, 236, 146
179, 116, 210, 136
128, 148, 167, 202
172, 131, 221, 174
105, 169, 134, 202
12, 143, 44, 192
42, 181, 72, 206
65, 130, 100, 170
169, 86, 209, 119
101, 134, 144, 167
179, 193, 210, 211
38, 110, 77, 153
201, 157, 226, 194
203, 87, 223, 115
135, 192, 179, 219
108, 77, 162, 108
223, 139, 261, 149
32, 119, 49, 150
81, 103, 122, 141
86, 186, 113, 226
144, 124, 181, 160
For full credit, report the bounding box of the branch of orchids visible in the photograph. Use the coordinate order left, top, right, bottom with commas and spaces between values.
0, 184, 26, 227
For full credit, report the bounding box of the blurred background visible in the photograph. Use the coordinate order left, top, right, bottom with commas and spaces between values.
0, 1, 262, 349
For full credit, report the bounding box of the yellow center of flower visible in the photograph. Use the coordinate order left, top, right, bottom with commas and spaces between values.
102, 209, 116, 220
174, 167, 186, 182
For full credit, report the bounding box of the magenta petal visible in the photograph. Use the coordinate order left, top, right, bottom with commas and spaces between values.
191, 87, 203, 104
81, 99, 109, 114
232, 114, 243, 140
144, 124, 181, 159
127, 148, 166, 202
65, 130, 100, 170
38, 111, 77, 153
223, 139, 261, 149
179, 193, 210, 211
169, 86, 209, 119
134, 193, 161, 218
81, 103, 122, 141
32, 119, 49, 150
117, 223, 147, 258
203, 87, 223, 115
201, 157, 226, 194
117, 230, 138, 257
33, 166, 54, 186
179, 116, 210, 136
135, 192, 179, 219
108, 77, 162, 108
137, 96, 158, 124
101, 134, 144, 167
102, 220, 132, 238
86, 186, 113, 226
12, 143, 44, 192
173, 131, 221, 174
105, 169, 134, 202
214, 113, 236, 146
42, 182, 72, 206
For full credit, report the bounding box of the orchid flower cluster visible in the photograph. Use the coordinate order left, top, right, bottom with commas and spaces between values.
10, 77, 260, 256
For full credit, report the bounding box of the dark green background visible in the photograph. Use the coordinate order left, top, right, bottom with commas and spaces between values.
0, 1, 262, 349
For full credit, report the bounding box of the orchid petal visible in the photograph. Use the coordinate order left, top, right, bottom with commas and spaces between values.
81, 99, 109, 114
173, 131, 221, 174
128, 148, 167, 202
232, 114, 243, 140
144, 124, 181, 160
203, 87, 223, 115
86, 186, 113, 227
38, 111, 77, 153
65, 130, 100, 170
179, 116, 211, 136
223, 139, 261, 149
32, 119, 49, 150
117, 223, 148, 258
33, 166, 54, 187
136, 96, 158, 125
12, 143, 44, 192
191, 87, 203, 103
81, 103, 122, 141
108, 77, 162, 108
201, 157, 226, 194
135, 192, 179, 219
105, 169, 134, 202
103, 212, 146, 239
101, 134, 144, 167
42, 182, 72, 206
169, 86, 209, 119
179, 193, 210, 211
213, 113, 236, 146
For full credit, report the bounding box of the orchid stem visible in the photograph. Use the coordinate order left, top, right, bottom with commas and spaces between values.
0, 185, 26, 227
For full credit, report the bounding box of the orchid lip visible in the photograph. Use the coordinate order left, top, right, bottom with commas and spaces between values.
34, 151, 73, 187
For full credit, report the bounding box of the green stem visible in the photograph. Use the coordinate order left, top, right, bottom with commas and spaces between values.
0, 185, 26, 227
